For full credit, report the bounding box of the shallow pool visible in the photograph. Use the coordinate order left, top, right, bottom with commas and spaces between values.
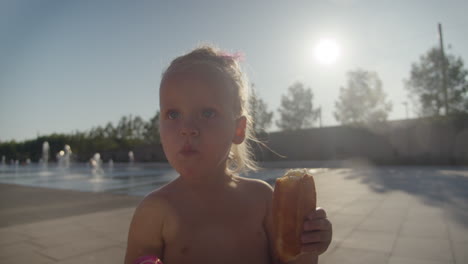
0, 162, 290, 196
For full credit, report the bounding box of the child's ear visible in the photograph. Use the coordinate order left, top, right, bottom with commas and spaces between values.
233, 116, 247, 144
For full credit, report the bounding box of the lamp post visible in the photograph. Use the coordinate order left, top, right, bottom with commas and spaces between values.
403, 102, 409, 120
438, 23, 449, 115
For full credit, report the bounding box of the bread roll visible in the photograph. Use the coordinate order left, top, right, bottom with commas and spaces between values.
273, 169, 317, 262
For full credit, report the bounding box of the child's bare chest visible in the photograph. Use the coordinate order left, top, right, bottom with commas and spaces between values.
162, 192, 270, 263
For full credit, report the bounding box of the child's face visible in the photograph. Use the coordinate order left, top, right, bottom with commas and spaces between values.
159, 73, 246, 177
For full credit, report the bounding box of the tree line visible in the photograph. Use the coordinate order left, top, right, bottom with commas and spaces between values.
0, 114, 161, 163
273, 46, 468, 130
1, 46, 467, 162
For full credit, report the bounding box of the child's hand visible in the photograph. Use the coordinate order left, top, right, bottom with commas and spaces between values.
300, 207, 332, 255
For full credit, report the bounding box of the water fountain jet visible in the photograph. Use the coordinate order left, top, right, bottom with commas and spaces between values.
128, 151, 135, 166
42, 142, 50, 168
90, 153, 104, 181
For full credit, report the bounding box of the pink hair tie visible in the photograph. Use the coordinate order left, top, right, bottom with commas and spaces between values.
220, 51, 245, 61
134, 255, 163, 264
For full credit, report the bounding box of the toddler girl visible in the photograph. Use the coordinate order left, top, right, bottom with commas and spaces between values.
124, 46, 332, 264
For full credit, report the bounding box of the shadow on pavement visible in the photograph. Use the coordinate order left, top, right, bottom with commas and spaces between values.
342, 161, 468, 227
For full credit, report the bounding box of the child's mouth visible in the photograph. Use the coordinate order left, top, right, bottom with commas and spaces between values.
179, 145, 199, 156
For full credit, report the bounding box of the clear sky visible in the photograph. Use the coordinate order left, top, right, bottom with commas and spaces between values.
1, 0, 467, 142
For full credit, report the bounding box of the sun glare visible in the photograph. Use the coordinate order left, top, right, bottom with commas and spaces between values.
314, 38, 340, 65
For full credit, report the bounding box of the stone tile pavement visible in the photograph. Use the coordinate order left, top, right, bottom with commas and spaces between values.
1, 166, 468, 264
0, 208, 132, 263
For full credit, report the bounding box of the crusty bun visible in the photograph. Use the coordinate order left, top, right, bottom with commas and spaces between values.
272, 169, 317, 262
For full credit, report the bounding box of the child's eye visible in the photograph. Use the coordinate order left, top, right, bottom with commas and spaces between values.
202, 109, 216, 118
167, 110, 180, 120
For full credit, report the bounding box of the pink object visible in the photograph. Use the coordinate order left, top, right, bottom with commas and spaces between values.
220, 51, 245, 61
134, 255, 163, 264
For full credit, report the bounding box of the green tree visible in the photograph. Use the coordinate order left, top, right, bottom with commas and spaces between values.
115, 116, 130, 139
334, 69, 392, 125
115, 115, 146, 140
144, 111, 161, 143
88, 126, 105, 138
276, 82, 319, 131
103, 122, 116, 138
405, 47, 468, 116
249, 86, 273, 133
130, 116, 146, 140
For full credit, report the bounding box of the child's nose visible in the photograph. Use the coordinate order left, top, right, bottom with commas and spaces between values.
180, 121, 200, 137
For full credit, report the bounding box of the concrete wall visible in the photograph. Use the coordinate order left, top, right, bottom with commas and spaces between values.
253, 115, 468, 165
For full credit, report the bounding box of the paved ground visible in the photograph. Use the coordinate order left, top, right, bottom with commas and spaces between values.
1, 165, 467, 264
0, 184, 142, 228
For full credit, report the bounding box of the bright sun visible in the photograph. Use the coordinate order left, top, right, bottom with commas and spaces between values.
314, 38, 340, 65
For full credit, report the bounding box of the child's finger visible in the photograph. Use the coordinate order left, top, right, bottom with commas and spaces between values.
301, 230, 332, 255
301, 230, 332, 244
301, 242, 330, 255
306, 207, 327, 220
304, 218, 332, 231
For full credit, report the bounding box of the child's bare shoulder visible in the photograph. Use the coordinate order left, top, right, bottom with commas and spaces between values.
124, 183, 176, 264
235, 176, 273, 199
136, 183, 174, 214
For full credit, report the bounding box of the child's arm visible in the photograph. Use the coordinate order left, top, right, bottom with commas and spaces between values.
124, 194, 167, 264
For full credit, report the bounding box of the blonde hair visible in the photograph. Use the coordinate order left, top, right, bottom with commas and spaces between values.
160, 45, 258, 174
